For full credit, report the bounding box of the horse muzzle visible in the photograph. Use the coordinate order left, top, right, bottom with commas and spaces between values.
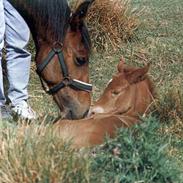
61, 106, 89, 120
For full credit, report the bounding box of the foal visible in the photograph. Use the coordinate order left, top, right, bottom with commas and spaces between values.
54, 60, 155, 148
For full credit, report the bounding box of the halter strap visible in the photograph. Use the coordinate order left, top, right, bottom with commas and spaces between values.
36, 43, 92, 95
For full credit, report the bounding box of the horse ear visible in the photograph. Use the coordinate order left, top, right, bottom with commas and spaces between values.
126, 63, 150, 84
70, 0, 94, 30
117, 57, 125, 73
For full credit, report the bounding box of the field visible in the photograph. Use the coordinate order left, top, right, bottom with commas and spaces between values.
1, 0, 183, 182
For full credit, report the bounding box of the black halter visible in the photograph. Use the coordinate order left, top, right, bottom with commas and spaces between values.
36, 43, 92, 95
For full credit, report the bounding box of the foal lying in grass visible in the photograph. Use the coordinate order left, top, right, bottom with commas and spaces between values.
54, 59, 155, 148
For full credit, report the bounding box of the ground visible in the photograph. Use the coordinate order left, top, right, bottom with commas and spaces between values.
1, 0, 183, 182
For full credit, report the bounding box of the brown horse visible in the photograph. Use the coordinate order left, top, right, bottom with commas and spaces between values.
9, 0, 95, 119
54, 59, 155, 147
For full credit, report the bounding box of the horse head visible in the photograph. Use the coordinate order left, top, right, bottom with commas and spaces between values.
89, 58, 154, 116
10, 0, 95, 119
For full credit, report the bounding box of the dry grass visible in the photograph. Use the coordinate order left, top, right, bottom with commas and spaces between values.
0, 123, 90, 183
157, 87, 183, 139
157, 88, 183, 121
71, 0, 142, 51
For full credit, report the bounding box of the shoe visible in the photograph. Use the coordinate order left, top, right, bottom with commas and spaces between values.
0, 105, 12, 120
11, 101, 37, 120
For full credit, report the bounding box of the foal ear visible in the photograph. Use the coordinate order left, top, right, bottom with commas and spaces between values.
117, 57, 125, 73
126, 63, 150, 84
70, 0, 94, 30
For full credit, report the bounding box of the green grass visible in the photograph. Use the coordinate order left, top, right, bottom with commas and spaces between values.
1, 0, 183, 182
90, 117, 181, 183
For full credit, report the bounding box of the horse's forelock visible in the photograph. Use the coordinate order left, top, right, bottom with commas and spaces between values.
30, 0, 71, 42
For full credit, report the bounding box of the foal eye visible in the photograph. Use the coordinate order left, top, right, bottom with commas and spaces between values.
75, 57, 86, 66
111, 90, 120, 97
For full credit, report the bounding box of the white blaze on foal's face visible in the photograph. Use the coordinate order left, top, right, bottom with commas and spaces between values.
88, 106, 105, 116
88, 78, 116, 116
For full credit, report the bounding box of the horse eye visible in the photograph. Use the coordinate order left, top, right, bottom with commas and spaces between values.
75, 57, 86, 66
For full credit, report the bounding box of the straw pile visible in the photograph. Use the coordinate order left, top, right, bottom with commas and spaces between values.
70, 0, 142, 51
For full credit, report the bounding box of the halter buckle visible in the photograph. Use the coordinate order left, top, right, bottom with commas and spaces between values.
62, 76, 72, 86
52, 42, 63, 53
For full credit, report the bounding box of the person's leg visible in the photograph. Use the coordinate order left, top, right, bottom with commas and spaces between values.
3, 0, 36, 120
0, 0, 6, 107
4, 0, 31, 106
0, 0, 12, 120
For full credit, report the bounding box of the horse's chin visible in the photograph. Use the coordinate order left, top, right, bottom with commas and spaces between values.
54, 92, 90, 120
60, 108, 89, 120
61, 110, 74, 120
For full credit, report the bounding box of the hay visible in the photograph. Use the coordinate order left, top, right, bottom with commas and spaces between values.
70, 0, 142, 51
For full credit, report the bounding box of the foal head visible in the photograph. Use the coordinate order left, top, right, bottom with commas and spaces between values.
89, 59, 154, 116
11, 0, 95, 119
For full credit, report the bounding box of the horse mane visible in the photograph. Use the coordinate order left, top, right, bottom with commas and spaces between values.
10, 0, 91, 50
32, 0, 71, 42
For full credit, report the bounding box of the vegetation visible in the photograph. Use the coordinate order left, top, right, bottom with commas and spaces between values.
90, 117, 180, 183
71, 0, 142, 51
1, 0, 183, 182
0, 123, 90, 183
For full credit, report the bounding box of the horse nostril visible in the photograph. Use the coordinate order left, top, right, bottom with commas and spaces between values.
83, 109, 89, 118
